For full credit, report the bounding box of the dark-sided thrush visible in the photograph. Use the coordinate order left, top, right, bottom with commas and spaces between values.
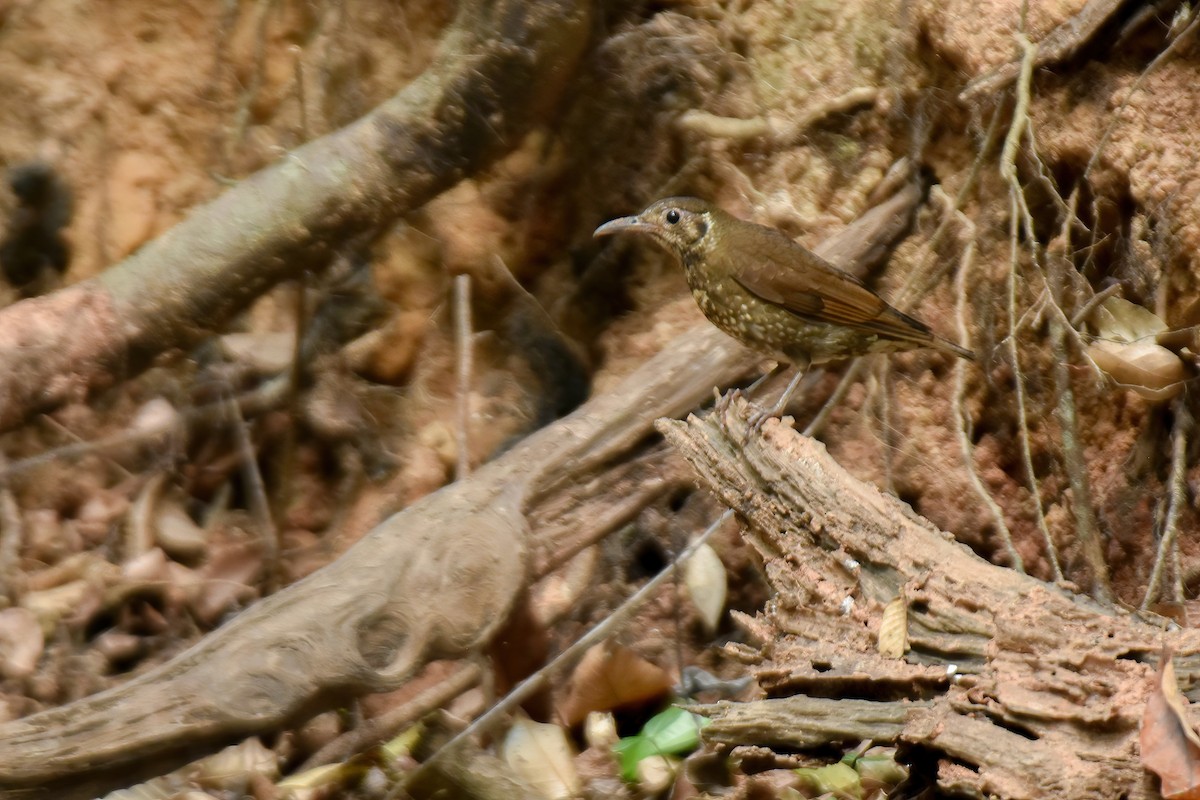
594, 197, 973, 427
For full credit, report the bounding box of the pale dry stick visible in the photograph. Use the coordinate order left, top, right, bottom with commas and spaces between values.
231, 0, 277, 154
769, 87, 881, 146
1044, 193, 1107, 597
205, 0, 241, 177
454, 274, 473, 481
950, 216, 1026, 573
0, 377, 291, 482
302, 662, 483, 770
803, 360, 865, 438
226, 393, 280, 593
871, 363, 896, 496
37, 414, 136, 479
0, 455, 22, 603
1070, 282, 1122, 329
292, 45, 310, 143
997, 34, 1052, 579
1141, 398, 1190, 609
394, 509, 736, 799
1002, 46, 1111, 596
1171, 538, 1185, 606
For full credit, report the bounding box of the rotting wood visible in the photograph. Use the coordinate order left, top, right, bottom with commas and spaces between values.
0, 172, 923, 797
659, 401, 1200, 800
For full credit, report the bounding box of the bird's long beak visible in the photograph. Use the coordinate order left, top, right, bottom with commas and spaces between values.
593, 215, 654, 238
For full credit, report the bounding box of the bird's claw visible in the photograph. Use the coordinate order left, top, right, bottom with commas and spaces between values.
714, 387, 743, 415
746, 405, 777, 434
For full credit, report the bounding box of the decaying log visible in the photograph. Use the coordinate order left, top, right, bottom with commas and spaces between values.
0, 166, 924, 797
659, 401, 1200, 800
0, 0, 592, 435
0, 326, 750, 799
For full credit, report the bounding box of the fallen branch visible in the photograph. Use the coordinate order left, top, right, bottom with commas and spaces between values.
0, 174, 923, 797
0, 0, 592, 434
659, 401, 1200, 800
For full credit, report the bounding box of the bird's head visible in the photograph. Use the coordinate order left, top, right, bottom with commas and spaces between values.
593, 197, 717, 261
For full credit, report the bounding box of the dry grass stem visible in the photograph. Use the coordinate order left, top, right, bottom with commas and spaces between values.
1141, 398, 1190, 609
227, 393, 280, 594
454, 273, 473, 481
952, 220, 1024, 572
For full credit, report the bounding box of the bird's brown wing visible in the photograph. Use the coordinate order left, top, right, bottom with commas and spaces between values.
729, 225, 935, 346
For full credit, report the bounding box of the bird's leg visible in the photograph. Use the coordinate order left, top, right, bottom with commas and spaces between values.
715, 362, 784, 415
747, 363, 807, 432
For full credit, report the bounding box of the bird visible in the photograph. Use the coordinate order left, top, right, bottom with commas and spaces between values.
593, 197, 973, 429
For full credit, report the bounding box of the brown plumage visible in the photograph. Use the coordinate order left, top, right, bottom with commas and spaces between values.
595, 197, 973, 425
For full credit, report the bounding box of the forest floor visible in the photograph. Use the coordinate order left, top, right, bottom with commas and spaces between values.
0, 0, 1197, 798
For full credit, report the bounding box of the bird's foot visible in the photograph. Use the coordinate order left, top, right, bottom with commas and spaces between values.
745, 402, 780, 434
713, 387, 744, 416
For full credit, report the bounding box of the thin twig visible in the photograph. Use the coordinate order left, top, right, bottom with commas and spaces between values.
1141, 397, 1190, 609
998, 31, 1110, 596
292, 44, 310, 143
0, 454, 23, 603
997, 33, 1048, 578
454, 274, 473, 481
226, 391, 280, 593
803, 360, 865, 438
230, 0, 277, 155
951, 216, 1024, 572
302, 662, 483, 770
1069, 282, 1122, 329
395, 509, 735, 798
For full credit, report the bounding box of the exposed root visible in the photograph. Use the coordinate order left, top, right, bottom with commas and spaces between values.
454, 274, 474, 481
1141, 397, 1190, 609
950, 207, 1024, 573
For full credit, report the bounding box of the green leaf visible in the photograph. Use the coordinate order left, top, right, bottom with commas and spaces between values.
612, 707, 710, 781
794, 761, 862, 798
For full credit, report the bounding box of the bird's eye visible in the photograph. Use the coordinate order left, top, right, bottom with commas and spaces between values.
665, 209, 681, 224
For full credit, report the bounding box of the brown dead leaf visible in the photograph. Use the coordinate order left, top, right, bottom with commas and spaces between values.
502, 717, 581, 799
557, 643, 672, 726
877, 594, 908, 659
1088, 297, 1185, 401
193, 541, 263, 626
1142, 647, 1200, 799
0, 608, 43, 679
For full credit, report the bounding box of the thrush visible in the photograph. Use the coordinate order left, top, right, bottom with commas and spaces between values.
594, 197, 973, 428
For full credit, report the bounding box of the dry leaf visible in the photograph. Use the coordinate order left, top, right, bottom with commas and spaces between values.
131, 397, 179, 435
1087, 297, 1184, 401
684, 543, 727, 634
219, 331, 297, 374
637, 754, 680, 796
584, 711, 619, 749
192, 541, 263, 625
531, 546, 598, 627
558, 643, 673, 726
877, 595, 908, 659
502, 718, 581, 800
21, 580, 96, 634
1092, 296, 1167, 341
193, 737, 279, 791
0, 608, 43, 679
1141, 647, 1200, 799
1086, 340, 1184, 401
154, 499, 209, 562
